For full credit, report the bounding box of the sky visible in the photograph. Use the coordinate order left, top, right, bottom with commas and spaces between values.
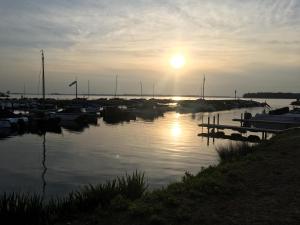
0, 0, 299, 96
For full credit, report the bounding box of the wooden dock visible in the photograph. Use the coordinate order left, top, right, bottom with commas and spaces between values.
198, 123, 283, 133
233, 118, 300, 126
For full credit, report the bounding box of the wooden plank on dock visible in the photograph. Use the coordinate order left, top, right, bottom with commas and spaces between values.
198, 123, 283, 133
232, 118, 300, 125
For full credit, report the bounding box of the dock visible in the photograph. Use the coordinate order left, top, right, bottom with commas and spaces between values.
198, 114, 286, 145
232, 118, 300, 126
198, 123, 283, 134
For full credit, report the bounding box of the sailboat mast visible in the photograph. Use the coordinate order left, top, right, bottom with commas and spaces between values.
114, 75, 118, 97
76, 78, 78, 99
152, 82, 155, 99
41, 50, 45, 101
202, 74, 205, 100
140, 81, 143, 97
88, 80, 90, 99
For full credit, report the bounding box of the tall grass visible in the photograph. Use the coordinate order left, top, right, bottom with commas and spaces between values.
216, 142, 254, 161
0, 171, 147, 225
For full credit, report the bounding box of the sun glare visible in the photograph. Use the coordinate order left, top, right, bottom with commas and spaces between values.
171, 122, 182, 137
170, 54, 185, 69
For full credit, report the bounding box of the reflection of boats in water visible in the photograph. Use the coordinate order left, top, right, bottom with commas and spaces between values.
41, 134, 47, 199
60, 120, 89, 132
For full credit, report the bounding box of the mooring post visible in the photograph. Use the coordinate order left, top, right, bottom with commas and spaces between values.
213, 116, 216, 133
208, 116, 210, 134
207, 116, 210, 146
240, 113, 243, 127
217, 113, 220, 132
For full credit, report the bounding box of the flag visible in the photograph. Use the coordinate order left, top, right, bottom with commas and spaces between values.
69, 80, 77, 87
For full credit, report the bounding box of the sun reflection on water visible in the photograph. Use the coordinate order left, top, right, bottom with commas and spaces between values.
171, 122, 182, 138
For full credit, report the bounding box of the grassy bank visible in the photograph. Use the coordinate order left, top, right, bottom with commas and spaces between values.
2, 129, 300, 224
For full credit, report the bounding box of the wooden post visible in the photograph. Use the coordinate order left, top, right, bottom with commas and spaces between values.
217, 114, 220, 132
207, 116, 210, 134
213, 116, 215, 133
240, 113, 243, 127
207, 116, 210, 146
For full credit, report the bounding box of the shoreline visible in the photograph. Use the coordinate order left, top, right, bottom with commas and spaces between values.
1, 128, 300, 224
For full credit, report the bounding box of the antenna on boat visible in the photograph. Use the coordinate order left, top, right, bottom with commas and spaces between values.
41, 49, 46, 101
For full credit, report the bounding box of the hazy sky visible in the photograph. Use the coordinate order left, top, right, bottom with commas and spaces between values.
0, 0, 299, 96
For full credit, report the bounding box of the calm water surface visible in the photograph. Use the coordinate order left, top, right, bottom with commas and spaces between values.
0, 98, 291, 196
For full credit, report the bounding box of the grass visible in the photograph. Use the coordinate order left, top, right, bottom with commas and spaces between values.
216, 142, 255, 161
0, 171, 147, 225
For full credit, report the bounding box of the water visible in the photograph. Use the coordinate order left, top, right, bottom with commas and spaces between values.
0, 98, 292, 197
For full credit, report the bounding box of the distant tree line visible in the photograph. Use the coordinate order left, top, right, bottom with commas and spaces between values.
243, 92, 300, 99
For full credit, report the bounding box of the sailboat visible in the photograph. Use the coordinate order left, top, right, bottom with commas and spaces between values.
29, 50, 61, 127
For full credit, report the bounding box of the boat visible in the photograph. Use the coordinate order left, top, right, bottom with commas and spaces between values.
102, 106, 136, 124
56, 107, 87, 121
29, 109, 60, 127
0, 109, 29, 128
0, 120, 11, 129
236, 107, 300, 130
291, 99, 300, 106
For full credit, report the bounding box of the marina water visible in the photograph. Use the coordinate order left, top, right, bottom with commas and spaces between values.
0, 97, 291, 197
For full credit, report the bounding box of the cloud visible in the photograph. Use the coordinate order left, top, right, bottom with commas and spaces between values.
0, 0, 299, 95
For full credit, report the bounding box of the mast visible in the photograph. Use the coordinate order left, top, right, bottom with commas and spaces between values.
114, 75, 118, 98
23, 83, 26, 98
202, 74, 206, 100
41, 50, 45, 101
88, 80, 90, 99
76, 78, 78, 100
140, 81, 143, 97
152, 82, 155, 98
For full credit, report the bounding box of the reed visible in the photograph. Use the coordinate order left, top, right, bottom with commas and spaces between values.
216, 142, 254, 161
0, 171, 147, 225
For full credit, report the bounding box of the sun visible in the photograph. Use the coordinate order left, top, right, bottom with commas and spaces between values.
170, 54, 185, 69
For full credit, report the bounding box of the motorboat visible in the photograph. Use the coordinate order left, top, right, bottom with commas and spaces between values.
240, 107, 300, 130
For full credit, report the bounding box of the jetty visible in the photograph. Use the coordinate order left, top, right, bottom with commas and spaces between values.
198, 113, 286, 143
